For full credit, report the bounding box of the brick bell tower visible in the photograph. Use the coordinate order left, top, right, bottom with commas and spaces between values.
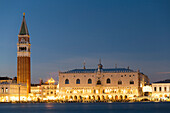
17, 13, 31, 93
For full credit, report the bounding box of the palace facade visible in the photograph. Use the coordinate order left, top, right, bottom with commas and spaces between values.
58, 62, 150, 101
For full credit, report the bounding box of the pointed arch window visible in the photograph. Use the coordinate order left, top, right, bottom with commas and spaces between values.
130, 80, 134, 84
106, 78, 111, 84
88, 79, 92, 84
76, 79, 80, 84
118, 80, 122, 85
97, 80, 101, 85
65, 79, 69, 84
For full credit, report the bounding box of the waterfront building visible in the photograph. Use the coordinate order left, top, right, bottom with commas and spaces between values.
17, 13, 31, 94
29, 78, 59, 101
0, 77, 27, 102
142, 85, 152, 96
152, 80, 170, 100
41, 78, 59, 101
29, 84, 41, 101
59, 61, 150, 101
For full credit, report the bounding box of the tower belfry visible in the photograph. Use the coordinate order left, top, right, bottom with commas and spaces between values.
17, 13, 31, 93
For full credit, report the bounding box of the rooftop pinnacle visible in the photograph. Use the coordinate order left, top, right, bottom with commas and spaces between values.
19, 13, 29, 35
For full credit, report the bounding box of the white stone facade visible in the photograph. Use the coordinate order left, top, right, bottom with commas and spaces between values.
59, 65, 149, 101
152, 83, 170, 100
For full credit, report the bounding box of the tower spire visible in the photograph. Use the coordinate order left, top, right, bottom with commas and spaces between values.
83, 60, 86, 69
99, 58, 101, 64
98, 59, 103, 72
19, 12, 29, 35
17, 13, 31, 94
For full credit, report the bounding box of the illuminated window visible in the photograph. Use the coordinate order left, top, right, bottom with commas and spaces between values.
106, 78, 111, 84
130, 80, 134, 84
76, 79, 80, 84
6, 88, 8, 93
118, 80, 122, 85
88, 79, 92, 84
65, 79, 69, 84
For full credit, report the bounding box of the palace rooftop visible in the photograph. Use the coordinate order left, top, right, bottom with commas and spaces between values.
60, 68, 135, 73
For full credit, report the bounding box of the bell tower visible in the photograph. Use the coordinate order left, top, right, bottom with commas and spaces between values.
17, 13, 31, 93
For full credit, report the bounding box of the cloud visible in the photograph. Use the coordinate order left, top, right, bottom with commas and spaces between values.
157, 72, 170, 74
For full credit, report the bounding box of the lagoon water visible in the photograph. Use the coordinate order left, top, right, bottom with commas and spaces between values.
0, 102, 170, 113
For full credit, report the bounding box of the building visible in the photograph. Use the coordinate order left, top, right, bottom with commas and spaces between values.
152, 80, 170, 100
59, 61, 150, 101
17, 13, 31, 93
0, 77, 27, 102
0, 76, 59, 102
0, 77, 13, 84
29, 78, 59, 101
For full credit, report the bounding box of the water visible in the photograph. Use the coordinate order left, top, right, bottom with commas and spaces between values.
0, 102, 170, 113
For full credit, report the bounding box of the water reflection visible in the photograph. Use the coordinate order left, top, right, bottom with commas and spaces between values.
45, 103, 54, 109
0, 102, 169, 113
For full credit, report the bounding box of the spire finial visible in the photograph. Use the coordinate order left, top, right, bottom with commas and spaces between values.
83, 60, 86, 69
98, 59, 103, 72
99, 58, 101, 64
19, 12, 29, 35
115, 64, 117, 68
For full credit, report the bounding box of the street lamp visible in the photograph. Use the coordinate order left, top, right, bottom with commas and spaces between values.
19, 83, 21, 103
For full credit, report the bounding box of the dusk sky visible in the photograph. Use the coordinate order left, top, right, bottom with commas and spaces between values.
0, 0, 170, 83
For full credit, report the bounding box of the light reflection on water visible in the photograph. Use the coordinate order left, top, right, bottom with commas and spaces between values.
0, 102, 170, 113
45, 103, 54, 109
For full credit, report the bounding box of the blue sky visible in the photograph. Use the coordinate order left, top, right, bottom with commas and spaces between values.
0, 0, 170, 83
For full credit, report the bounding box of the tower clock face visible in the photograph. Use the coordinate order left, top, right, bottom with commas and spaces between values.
21, 38, 25, 42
